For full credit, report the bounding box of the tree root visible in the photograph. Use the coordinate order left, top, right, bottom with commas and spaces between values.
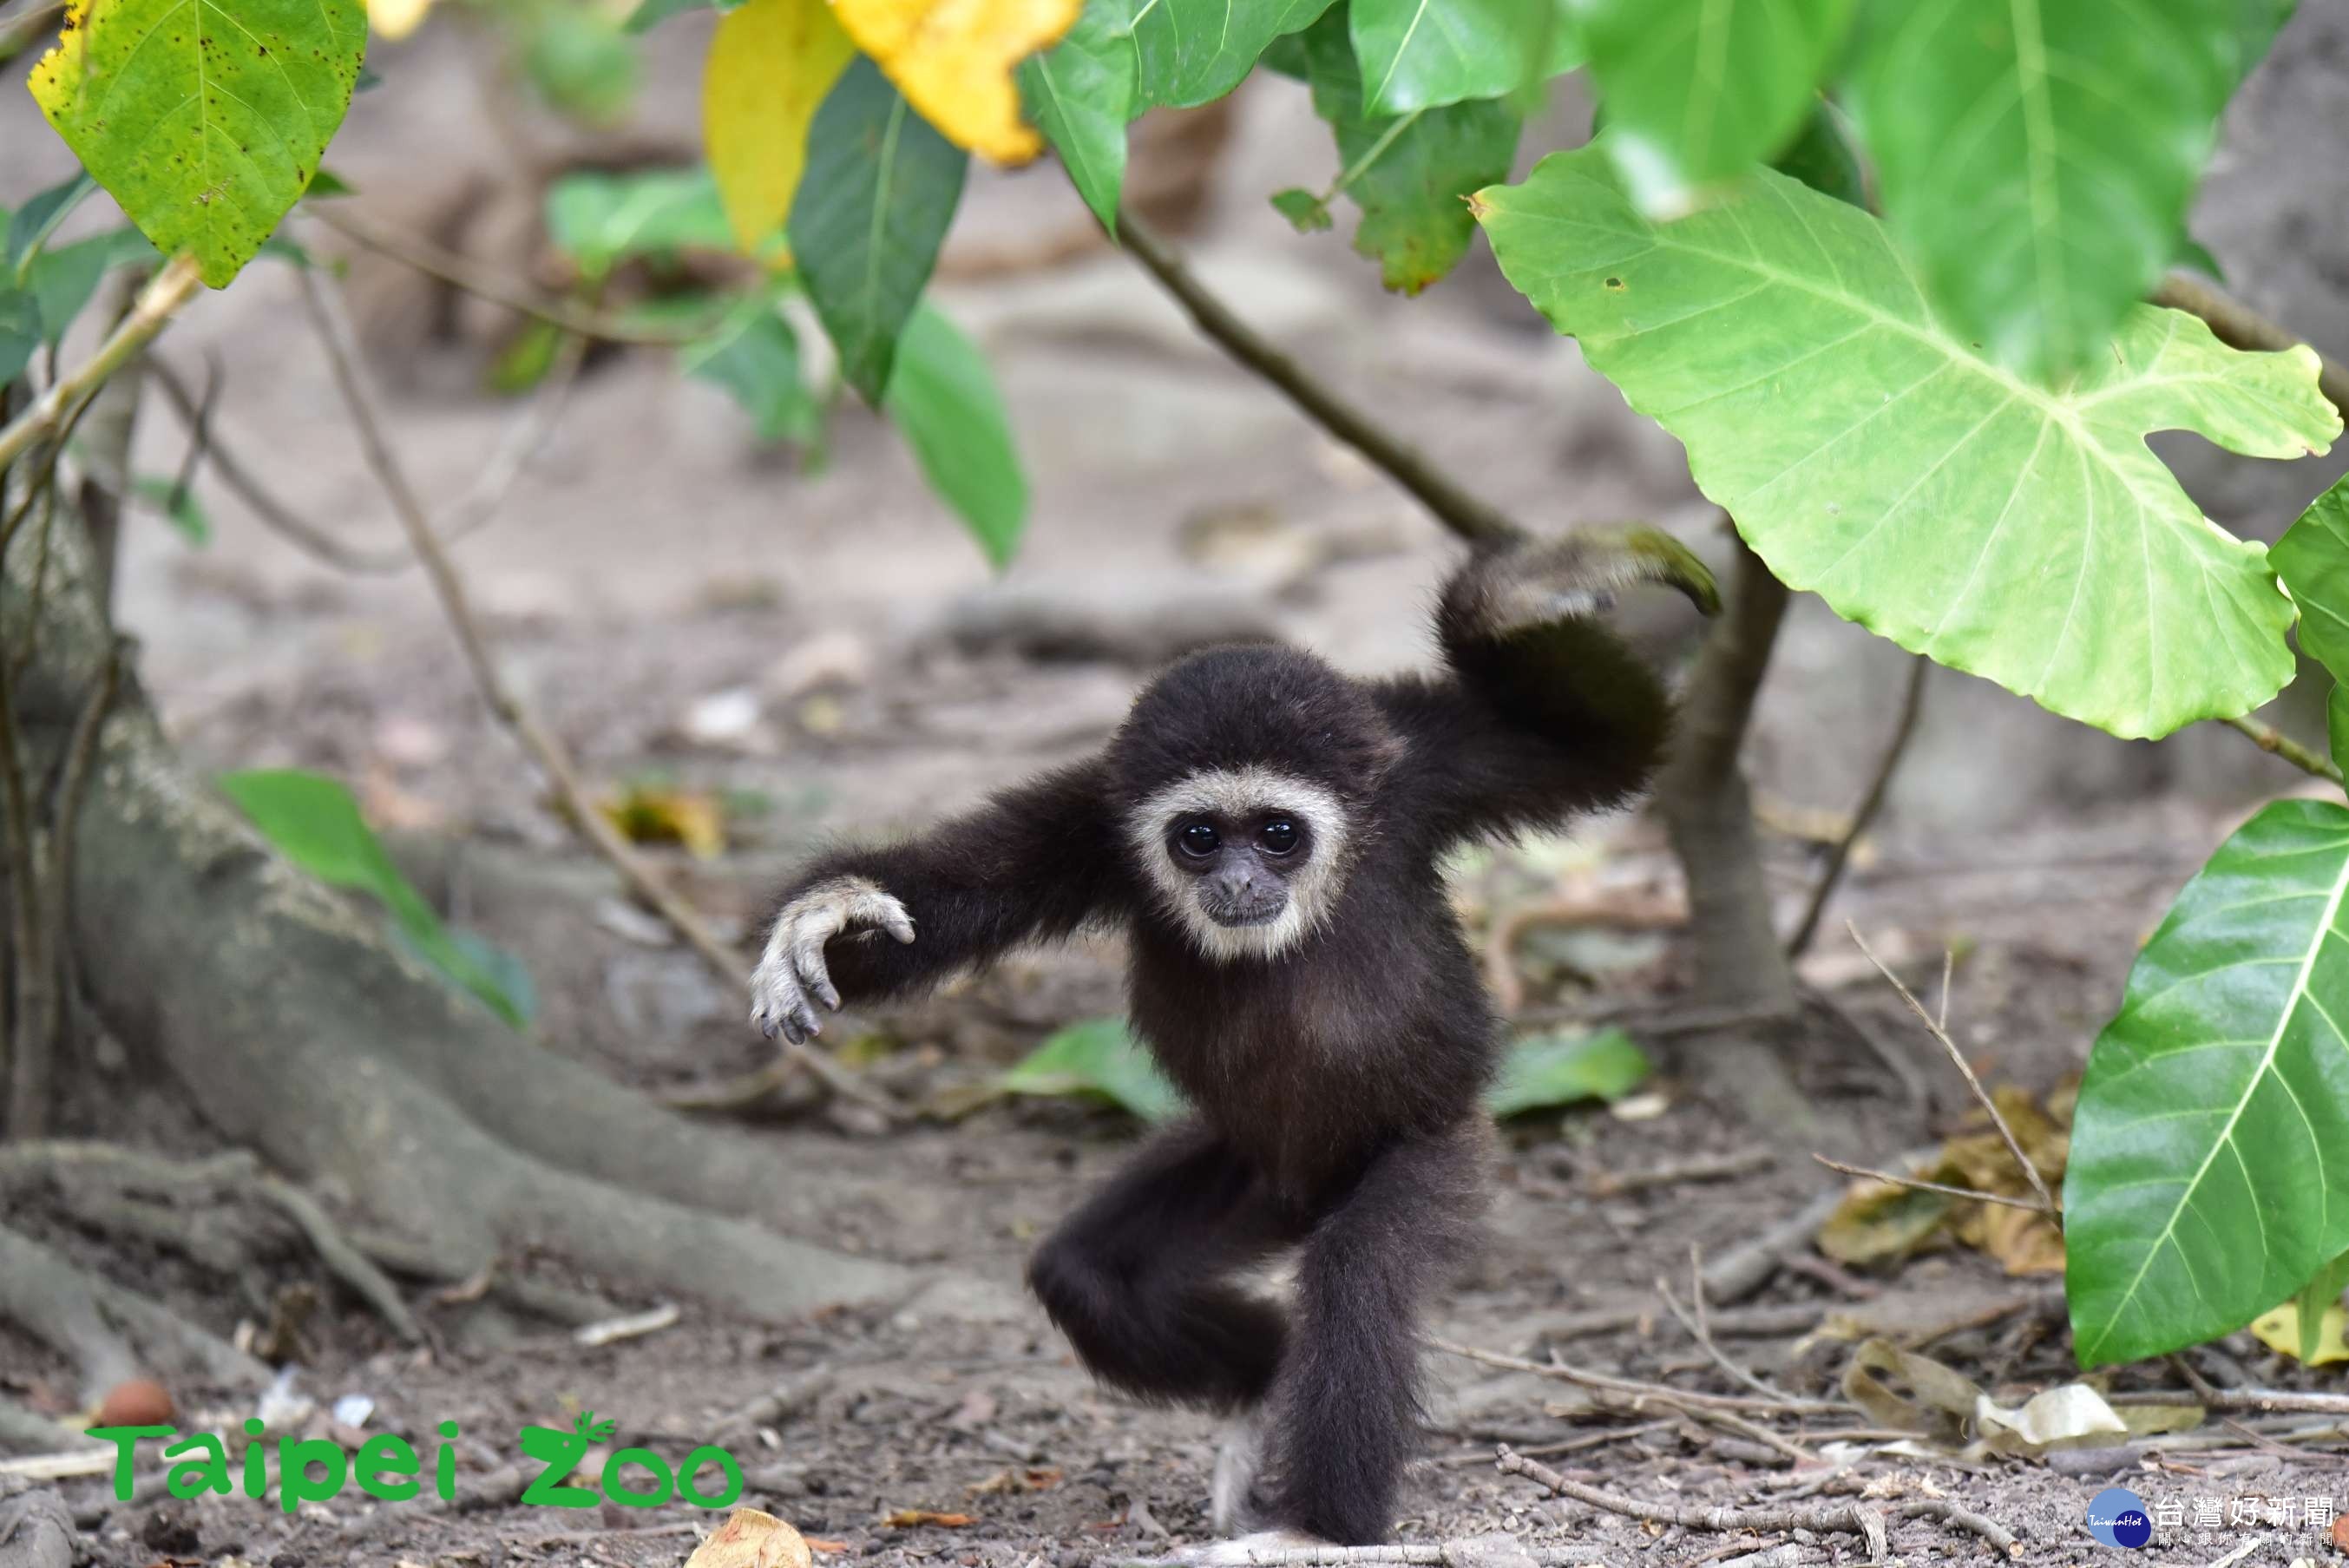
0, 1223, 267, 1397
0, 1489, 75, 1568
6, 458, 913, 1328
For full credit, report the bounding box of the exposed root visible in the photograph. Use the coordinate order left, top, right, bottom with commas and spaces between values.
0, 1223, 267, 1397
0, 1488, 75, 1568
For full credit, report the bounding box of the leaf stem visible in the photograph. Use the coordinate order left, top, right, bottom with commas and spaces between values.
2218, 712, 2343, 785
1113, 209, 1522, 548
0, 254, 201, 472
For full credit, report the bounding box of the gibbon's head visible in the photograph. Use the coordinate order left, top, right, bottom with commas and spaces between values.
1109, 644, 1399, 962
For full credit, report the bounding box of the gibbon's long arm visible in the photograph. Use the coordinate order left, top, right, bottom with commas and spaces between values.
1374, 528, 1718, 850
753, 757, 1131, 1041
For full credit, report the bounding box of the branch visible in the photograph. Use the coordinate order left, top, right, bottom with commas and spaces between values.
0, 0, 63, 60
1846, 922, 2061, 1216
312, 207, 705, 347
1114, 211, 1522, 548
2154, 272, 2349, 417
291, 267, 883, 1112
0, 255, 201, 471
1811, 1153, 2050, 1212
2217, 712, 2342, 785
1786, 653, 1927, 954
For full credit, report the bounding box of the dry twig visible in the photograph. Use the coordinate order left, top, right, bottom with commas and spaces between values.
1496, 1446, 2018, 1556
292, 268, 882, 1112
0, 257, 201, 471
1429, 1338, 1844, 1418
1787, 655, 1928, 955
1845, 922, 2059, 1215
1810, 1153, 2049, 1212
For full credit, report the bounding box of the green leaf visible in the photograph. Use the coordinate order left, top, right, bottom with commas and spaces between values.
1768, 100, 1864, 209
1018, 0, 1135, 234
1270, 187, 1334, 231
2174, 235, 2225, 283
1130, 0, 1337, 108
2065, 798, 2349, 1367
26, 0, 366, 289
789, 58, 969, 403
623, 0, 748, 31
522, 4, 641, 124
0, 289, 38, 386
216, 769, 533, 1027
2274, 475, 2349, 685
1001, 1016, 1188, 1121
1485, 1027, 1650, 1119
1348, 0, 1570, 115
883, 303, 1027, 567
545, 167, 734, 279
1845, 0, 2251, 381
305, 167, 358, 200
2291, 1248, 2349, 1363
1473, 149, 2339, 740
679, 298, 820, 444
2331, 686, 2349, 780
1573, 0, 1854, 214
1301, 6, 1520, 294
24, 227, 161, 346
7, 172, 96, 280
131, 474, 212, 543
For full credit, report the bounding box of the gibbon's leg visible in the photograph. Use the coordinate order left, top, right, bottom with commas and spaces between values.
1259, 1126, 1485, 1546
1027, 1123, 1301, 1411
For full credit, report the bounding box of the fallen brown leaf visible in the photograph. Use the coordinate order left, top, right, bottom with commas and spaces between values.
2333, 1511, 2348, 1552
684, 1508, 815, 1568
884, 1510, 976, 1528
804, 1538, 850, 1555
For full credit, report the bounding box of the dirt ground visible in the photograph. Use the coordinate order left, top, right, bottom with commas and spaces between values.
9, 22, 2349, 1568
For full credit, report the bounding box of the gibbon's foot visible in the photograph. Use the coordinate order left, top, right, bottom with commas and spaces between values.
750, 876, 915, 1043
1170, 1528, 1336, 1566
1211, 1414, 1273, 1535
1485, 524, 1722, 631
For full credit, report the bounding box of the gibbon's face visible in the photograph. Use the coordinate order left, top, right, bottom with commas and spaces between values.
1125, 765, 1350, 961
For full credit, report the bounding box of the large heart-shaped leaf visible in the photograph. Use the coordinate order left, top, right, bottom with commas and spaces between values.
1130, 0, 1335, 106
1844, 0, 2248, 381
2274, 475, 2349, 684
29, 0, 365, 287
2066, 799, 2349, 1367
1473, 149, 2339, 740
789, 57, 969, 403
1300, 5, 1519, 293
1574, 0, 1854, 214
1018, 0, 1134, 233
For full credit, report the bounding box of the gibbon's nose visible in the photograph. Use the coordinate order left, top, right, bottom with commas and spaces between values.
1207, 867, 1256, 901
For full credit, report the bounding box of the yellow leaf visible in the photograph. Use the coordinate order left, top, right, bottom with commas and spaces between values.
832, 0, 1078, 163
2251, 1299, 2349, 1365
686, 1508, 815, 1568
600, 786, 726, 858
369, 0, 435, 40
702, 0, 856, 255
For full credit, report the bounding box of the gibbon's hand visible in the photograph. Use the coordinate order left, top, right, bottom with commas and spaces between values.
750, 877, 915, 1043
1484, 523, 1722, 630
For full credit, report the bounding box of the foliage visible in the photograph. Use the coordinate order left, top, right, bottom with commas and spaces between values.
28, 0, 364, 286
544, 167, 733, 280
216, 770, 535, 1027
1016, 0, 1133, 233
883, 304, 1029, 567
1475, 150, 2338, 741
1483, 1027, 1648, 1118
702, 0, 856, 256
831, 0, 1079, 162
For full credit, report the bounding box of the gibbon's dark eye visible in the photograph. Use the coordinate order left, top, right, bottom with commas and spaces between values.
1178, 822, 1221, 858
1259, 819, 1299, 855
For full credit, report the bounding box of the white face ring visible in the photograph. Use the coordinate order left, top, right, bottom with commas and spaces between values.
1123, 765, 1352, 962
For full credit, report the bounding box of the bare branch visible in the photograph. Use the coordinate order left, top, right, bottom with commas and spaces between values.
1811, 1153, 2050, 1212
1845, 922, 2060, 1216
0, 255, 201, 471
1788, 654, 1928, 954
2216, 712, 2343, 786
291, 266, 883, 1112
1427, 1336, 1845, 1418
1115, 211, 1522, 549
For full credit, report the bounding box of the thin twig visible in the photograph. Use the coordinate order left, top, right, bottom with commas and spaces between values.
1845, 922, 2060, 1216
2217, 712, 2343, 785
292, 269, 884, 1113
2111, 1385, 2349, 1417
0, 255, 201, 470
148, 338, 587, 574
1429, 1337, 1845, 1417
0, 0, 63, 59
312, 207, 703, 346
2154, 272, 2349, 419
1434, 1420, 1676, 1466
1810, 1153, 2050, 1212
1787, 655, 1927, 955
1660, 1250, 1799, 1409
1115, 210, 1522, 549
1580, 1147, 1772, 1197
1495, 1446, 2019, 1556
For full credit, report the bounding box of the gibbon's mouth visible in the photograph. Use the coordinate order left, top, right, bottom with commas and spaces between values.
1201, 898, 1285, 928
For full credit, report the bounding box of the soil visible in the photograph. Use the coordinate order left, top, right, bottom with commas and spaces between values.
7, 23, 2349, 1568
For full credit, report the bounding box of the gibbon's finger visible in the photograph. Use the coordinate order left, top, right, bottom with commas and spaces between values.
1581, 523, 1722, 616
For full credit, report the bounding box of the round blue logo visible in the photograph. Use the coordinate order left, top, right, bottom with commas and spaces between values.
2086, 1486, 2153, 1549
